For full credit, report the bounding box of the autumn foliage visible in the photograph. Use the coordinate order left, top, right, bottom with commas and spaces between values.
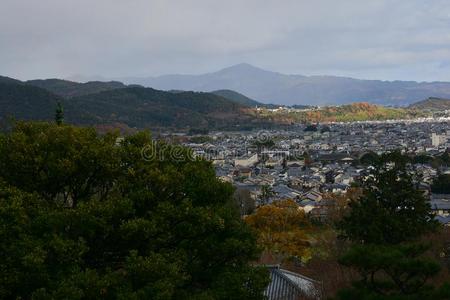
245, 199, 311, 263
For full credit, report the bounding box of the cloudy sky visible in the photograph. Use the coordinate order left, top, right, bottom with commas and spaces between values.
2, 0, 450, 81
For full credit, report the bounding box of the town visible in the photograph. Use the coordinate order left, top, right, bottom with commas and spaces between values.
180, 119, 450, 225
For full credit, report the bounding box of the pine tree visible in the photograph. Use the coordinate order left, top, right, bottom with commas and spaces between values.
337, 151, 441, 298
55, 102, 64, 125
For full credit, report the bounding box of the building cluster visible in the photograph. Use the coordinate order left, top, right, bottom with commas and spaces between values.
182, 120, 450, 224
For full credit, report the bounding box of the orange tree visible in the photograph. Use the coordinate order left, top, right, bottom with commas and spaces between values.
245, 199, 311, 263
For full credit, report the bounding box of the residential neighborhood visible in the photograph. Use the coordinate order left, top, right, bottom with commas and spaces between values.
179, 119, 450, 225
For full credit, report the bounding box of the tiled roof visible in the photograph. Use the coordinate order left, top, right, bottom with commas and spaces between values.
265, 266, 322, 300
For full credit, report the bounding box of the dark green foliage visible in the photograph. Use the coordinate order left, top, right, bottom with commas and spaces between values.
304, 124, 318, 131
0, 121, 269, 299
0, 75, 22, 85
55, 102, 64, 125
211, 89, 261, 107
340, 152, 436, 244
0, 78, 261, 130
252, 138, 275, 151
412, 153, 433, 164
27, 79, 126, 98
0, 82, 60, 123
409, 97, 450, 111
337, 151, 440, 298
359, 151, 380, 166
65, 87, 255, 129
320, 125, 331, 133
431, 174, 450, 194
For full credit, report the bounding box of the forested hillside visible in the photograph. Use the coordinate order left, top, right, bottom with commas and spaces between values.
0, 81, 60, 124
409, 97, 450, 111
26, 79, 126, 98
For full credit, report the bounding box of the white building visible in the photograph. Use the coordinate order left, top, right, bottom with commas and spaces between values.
431, 133, 448, 147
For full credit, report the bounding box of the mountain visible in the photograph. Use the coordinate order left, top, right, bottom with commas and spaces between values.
0, 81, 60, 123
65, 87, 254, 129
118, 63, 450, 106
210, 89, 261, 107
0, 76, 23, 85
0, 75, 283, 130
408, 97, 450, 111
26, 79, 126, 98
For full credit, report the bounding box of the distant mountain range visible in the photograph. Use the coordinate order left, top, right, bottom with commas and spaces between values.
105, 63, 450, 106
1, 73, 449, 131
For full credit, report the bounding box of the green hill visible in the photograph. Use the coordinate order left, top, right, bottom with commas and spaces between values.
408, 97, 450, 111
0, 77, 269, 130
0, 82, 60, 123
2, 75, 429, 130
65, 87, 259, 129
0, 76, 23, 85
210, 89, 261, 107
26, 79, 126, 98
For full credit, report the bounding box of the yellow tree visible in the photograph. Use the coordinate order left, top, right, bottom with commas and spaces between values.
245, 199, 311, 263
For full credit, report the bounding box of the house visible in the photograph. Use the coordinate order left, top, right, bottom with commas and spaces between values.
271, 184, 303, 201
430, 194, 450, 217
436, 215, 450, 226
301, 190, 323, 202
298, 200, 317, 213
234, 153, 258, 167
265, 265, 322, 300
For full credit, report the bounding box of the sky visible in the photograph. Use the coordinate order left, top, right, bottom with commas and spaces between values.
2, 0, 450, 82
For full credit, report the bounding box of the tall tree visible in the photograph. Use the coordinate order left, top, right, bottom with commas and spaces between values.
55, 102, 64, 125
337, 151, 441, 299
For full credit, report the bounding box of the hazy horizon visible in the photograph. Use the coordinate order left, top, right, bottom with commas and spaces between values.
3, 0, 450, 82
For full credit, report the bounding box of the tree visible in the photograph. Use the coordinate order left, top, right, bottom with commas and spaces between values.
304, 124, 318, 132
0, 121, 269, 299
337, 151, 440, 299
55, 102, 64, 125
259, 184, 274, 205
320, 125, 331, 133
431, 174, 450, 194
359, 151, 379, 166
245, 199, 311, 264
234, 189, 256, 216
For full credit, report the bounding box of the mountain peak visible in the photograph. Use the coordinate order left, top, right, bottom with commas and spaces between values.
217, 63, 269, 74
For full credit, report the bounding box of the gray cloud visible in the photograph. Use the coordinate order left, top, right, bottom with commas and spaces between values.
2, 0, 450, 81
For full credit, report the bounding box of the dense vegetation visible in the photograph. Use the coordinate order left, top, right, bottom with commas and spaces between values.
337, 152, 446, 299
0, 77, 269, 130
0, 81, 60, 124
66, 87, 257, 129
210, 89, 261, 107
431, 174, 450, 194
0, 75, 440, 132
0, 121, 269, 299
27, 79, 126, 98
409, 97, 450, 111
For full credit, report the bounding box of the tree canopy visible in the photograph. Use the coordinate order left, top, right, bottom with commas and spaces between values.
337, 151, 443, 299
0, 121, 269, 299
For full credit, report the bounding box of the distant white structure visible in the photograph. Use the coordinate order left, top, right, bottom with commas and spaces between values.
234, 153, 258, 167
431, 133, 448, 147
